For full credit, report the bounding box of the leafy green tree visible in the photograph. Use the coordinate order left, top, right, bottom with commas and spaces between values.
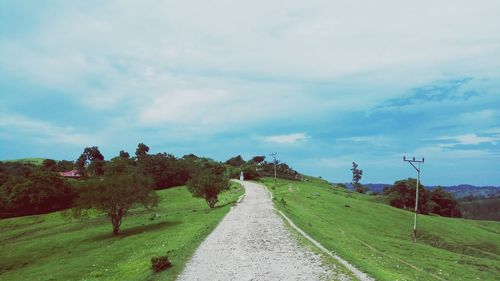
76, 146, 105, 176
105, 156, 135, 176
42, 159, 57, 171
350, 162, 366, 193
187, 163, 229, 208
135, 143, 150, 158
382, 178, 462, 217
76, 173, 158, 235
56, 160, 74, 172
0, 171, 75, 217
225, 155, 245, 167
119, 150, 130, 159
251, 155, 265, 164
138, 153, 189, 189
430, 187, 461, 217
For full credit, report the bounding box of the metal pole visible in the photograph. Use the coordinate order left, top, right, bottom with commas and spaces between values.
269, 153, 278, 188
274, 162, 277, 187
413, 162, 420, 243
404, 156, 424, 243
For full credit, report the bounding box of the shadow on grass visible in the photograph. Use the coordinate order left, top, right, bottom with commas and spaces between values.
214, 201, 235, 209
200, 201, 235, 213
88, 220, 181, 242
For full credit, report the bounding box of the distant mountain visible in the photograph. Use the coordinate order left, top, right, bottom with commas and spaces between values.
429, 185, 500, 199
363, 183, 390, 193
350, 183, 500, 198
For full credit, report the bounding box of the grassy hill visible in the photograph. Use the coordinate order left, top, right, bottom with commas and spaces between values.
4, 158, 46, 165
0, 184, 243, 281
260, 176, 500, 281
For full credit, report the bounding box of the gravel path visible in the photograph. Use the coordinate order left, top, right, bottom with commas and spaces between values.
177, 180, 336, 281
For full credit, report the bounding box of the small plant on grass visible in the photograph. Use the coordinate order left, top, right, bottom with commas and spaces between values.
280, 198, 287, 207
151, 255, 172, 272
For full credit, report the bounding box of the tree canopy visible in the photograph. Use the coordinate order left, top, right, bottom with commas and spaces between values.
75, 172, 158, 235
187, 163, 229, 208
76, 146, 105, 177
383, 178, 461, 218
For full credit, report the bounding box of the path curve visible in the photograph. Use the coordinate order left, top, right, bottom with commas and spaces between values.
177, 180, 335, 281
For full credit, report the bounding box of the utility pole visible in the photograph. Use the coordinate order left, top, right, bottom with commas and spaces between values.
269, 153, 278, 188
403, 156, 424, 243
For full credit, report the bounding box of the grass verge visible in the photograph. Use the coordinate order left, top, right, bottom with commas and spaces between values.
260, 176, 500, 281
0, 183, 244, 281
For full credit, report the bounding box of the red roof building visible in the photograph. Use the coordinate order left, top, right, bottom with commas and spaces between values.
59, 170, 81, 178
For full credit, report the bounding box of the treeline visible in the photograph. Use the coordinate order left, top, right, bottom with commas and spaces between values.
0, 160, 76, 218
0, 146, 300, 219
224, 155, 301, 181
383, 178, 462, 218
0, 144, 214, 218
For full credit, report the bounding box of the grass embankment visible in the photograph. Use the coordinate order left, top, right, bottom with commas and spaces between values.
0, 184, 244, 281
261, 177, 500, 281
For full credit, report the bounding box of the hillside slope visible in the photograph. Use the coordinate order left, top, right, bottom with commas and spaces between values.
261, 177, 500, 281
0, 185, 243, 281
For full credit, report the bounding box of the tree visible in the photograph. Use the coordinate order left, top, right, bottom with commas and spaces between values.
430, 187, 461, 217
105, 156, 135, 176
42, 159, 57, 171
135, 143, 150, 158
119, 150, 130, 159
76, 173, 158, 235
138, 153, 189, 189
225, 155, 245, 167
55, 160, 74, 172
251, 156, 265, 164
187, 163, 229, 208
350, 162, 365, 193
381, 178, 462, 217
76, 146, 105, 176
1, 171, 76, 217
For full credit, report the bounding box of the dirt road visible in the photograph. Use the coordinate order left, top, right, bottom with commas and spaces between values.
177, 180, 338, 281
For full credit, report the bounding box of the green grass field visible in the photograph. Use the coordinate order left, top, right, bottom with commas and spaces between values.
4, 158, 46, 165
0, 184, 244, 281
260, 177, 500, 281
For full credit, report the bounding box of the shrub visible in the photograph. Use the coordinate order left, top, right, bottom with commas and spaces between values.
280, 198, 287, 207
151, 255, 172, 272
187, 163, 229, 208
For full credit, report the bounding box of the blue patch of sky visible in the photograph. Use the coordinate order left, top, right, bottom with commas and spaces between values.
382, 77, 475, 107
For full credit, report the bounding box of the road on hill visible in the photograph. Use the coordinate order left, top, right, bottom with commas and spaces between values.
177, 180, 347, 281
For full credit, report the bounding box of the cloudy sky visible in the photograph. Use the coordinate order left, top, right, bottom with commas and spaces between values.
1, 0, 499, 185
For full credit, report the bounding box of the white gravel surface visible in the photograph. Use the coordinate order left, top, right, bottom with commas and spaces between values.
177, 180, 337, 281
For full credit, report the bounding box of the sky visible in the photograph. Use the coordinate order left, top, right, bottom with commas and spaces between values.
1, 0, 499, 186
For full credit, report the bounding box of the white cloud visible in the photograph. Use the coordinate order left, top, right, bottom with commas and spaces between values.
2, 0, 500, 111
338, 136, 392, 147
436, 133, 500, 146
412, 145, 500, 161
0, 114, 96, 146
262, 133, 309, 144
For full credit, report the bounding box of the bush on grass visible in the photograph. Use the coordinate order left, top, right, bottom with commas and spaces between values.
151, 255, 172, 272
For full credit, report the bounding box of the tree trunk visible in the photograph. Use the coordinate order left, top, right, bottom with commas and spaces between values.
206, 197, 217, 208
111, 215, 122, 235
